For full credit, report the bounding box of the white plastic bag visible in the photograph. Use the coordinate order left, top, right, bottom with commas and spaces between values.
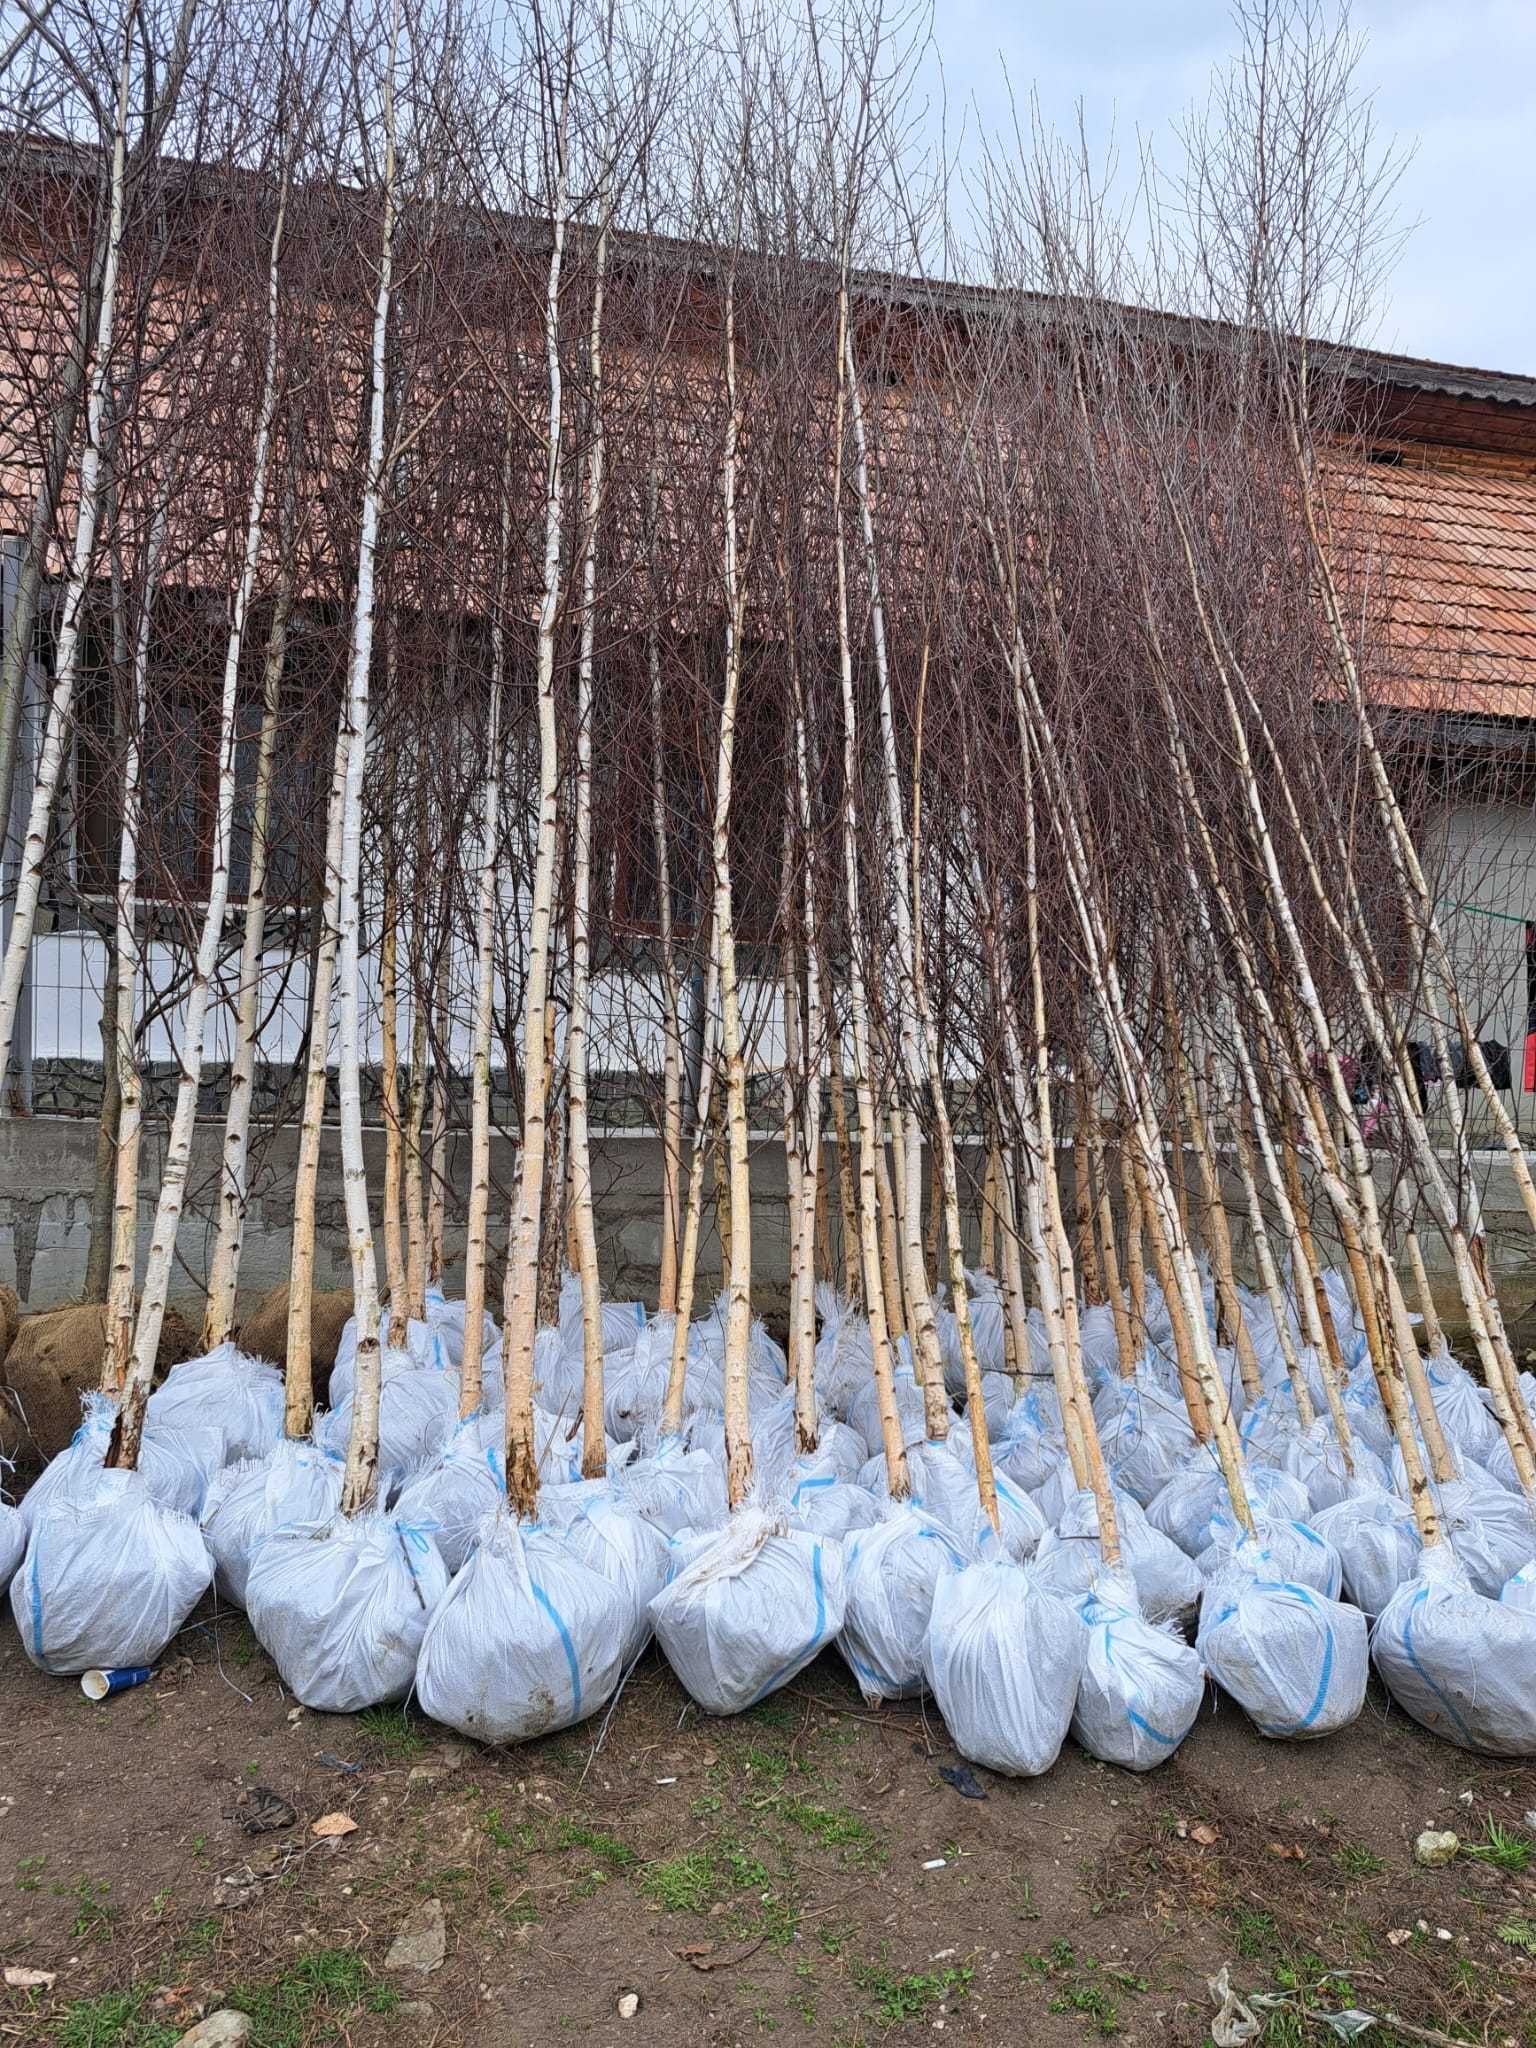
649, 1508, 845, 1715
613, 1434, 728, 1536
787, 1456, 883, 1541
1197, 1564, 1367, 1738
23, 1393, 222, 1527
1093, 1387, 1193, 1507
1502, 1559, 1536, 1615
914, 1436, 1048, 1561
1196, 1513, 1343, 1601
13, 1468, 213, 1675
0, 1501, 24, 1591
848, 1358, 929, 1459
392, 1414, 508, 1575
320, 1363, 458, 1488
1146, 1457, 1308, 1559
813, 1287, 876, 1420
1272, 1419, 1391, 1515
147, 1344, 284, 1466
1373, 1542, 1536, 1754
246, 1511, 449, 1712
602, 1323, 669, 1444
923, 1556, 1084, 1776
1071, 1569, 1205, 1771
1438, 1477, 1536, 1598
1311, 1488, 1421, 1619
838, 1504, 968, 1702
1423, 1352, 1502, 1465
1032, 1488, 1203, 1631
415, 1511, 627, 1744
538, 1483, 670, 1667
201, 1437, 345, 1606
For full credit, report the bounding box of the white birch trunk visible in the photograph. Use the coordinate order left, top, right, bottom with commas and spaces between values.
501, 117, 571, 1521
201, 483, 295, 1350
110, 176, 288, 1469
568, 203, 611, 1480
101, 493, 170, 1393
334, 46, 398, 1515
0, 44, 133, 1099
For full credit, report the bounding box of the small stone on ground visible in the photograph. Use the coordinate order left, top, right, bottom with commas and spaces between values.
173, 2014, 253, 2048
386, 1897, 447, 1975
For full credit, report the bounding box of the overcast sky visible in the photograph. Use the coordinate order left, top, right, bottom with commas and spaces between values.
916, 0, 1536, 375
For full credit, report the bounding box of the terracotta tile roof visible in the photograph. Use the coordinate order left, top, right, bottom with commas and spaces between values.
1346, 455, 1536, 722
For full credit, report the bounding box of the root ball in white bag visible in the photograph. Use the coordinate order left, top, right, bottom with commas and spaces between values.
1373, 1543, 1536, 1756
415, 1512, 627, 1744
1197, 1564, 1367, 1739
201, 1438, 345, 1606
649, 1508, 845, 1716
246, 1511, 449, 1713
924, 1557, 1084, 1777
147, 1343, 284, 1466
1071, 1570, 1205, 1772
839, 1504, 968, 1703
13, 1468, 213, 1675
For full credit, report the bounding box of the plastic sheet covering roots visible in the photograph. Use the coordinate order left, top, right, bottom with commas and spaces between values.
13, 1467, 213, 1675
1372, 1542, 1536, 1756
0, 1500, 24, 1592
1032, 1487, 1203, 1629
838, 1504, 968, 1703
1071, 1568, 1205, 1771
613, 1435, 728, 1537
415, 1511, 627, 1744
924, 1557, 1084, 1777
392, 1413, 508, 1575
246, 1511, 449, 1712
649, 1507, 845, 1715
1311, 1488, 1421, 1620
201, 1438, 345, 1606
147, 1344, 284, 1466
23, 1393, 223, 1526
1197, 1562, 1367, 1739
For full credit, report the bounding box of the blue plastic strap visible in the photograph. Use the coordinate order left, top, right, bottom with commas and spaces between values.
530, 1578, 582, 1715
1396, 1586, 1473, 1747
748, 1543, 829, 1707
27, 1524, 43, 1661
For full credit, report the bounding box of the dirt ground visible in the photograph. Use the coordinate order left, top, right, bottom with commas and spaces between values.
2, 1599, 1535, 2048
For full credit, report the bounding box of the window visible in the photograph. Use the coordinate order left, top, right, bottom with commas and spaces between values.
65, 585, 333, 909
605, 631, 787, 946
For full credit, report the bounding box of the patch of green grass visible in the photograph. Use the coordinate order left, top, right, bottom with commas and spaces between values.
1467, 1820, 1533, 1875
480, 1804, 522, 1850
1498, 1916, 1536, 1958
227, 1947, 381, 2048
52, 1990, 179, 2048
743, 1744, 790, 1786
176, 1917, 220, 1959
640, 1851, 717, 1913
355, 1704, 427, 1758
555, 1820, 637, 1870
71, 1878, 115, 1941
776, 1799, 880, 1862
721, 1842, 770, 1891
1048, 1981, 1123, 2036
853, 1961, 974, 2028
1229, 1905, 1278, 1959
691, 1793, 723, 1818
1331, 1843, 1386, 1880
